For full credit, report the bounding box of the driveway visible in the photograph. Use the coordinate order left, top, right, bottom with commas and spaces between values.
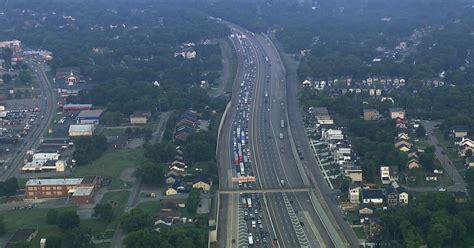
422, 120, 466, 192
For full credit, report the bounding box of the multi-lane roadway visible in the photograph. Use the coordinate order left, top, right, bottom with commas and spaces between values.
0, 60, 56, 181
217, 22, 359, 248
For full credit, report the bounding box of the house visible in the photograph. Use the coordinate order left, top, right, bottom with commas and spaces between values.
397, 133, 410, 141
397, 186, 409, 205
407, 158, 420, 169
341, 162, 363, 183
130, 111, 151, 124
407, 148, 418, 160
192, 176, 212, 191
389, 108, 405, 120
389, 166, 399, 182
302, 79, 312, 87
76, 109, 104, 125
466, 157, 474, 168
165, 187, 178, 196
425, 172, 438, 181
398, 144, 411, 152
451, 125, 469, 138
165, 175, 179, 185
69, 124, 95, 137
363, 109, 380, 121
454, 191, 468, 203
349, 184, 361, 204
386, 186, 399, 207
358, 204, 375, 215
458, 136, 474, 156
169, 160, 187, 172
394, 139, 412, 149
380, 166, 391, 184
361, 189, 385, 204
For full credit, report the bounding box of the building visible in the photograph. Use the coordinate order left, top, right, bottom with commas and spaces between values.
425, 173, 438, 181
341, 162, 363, 183
76, 109, 104, 124
389, 108, 405, 120
55, 67, 80, 86
165, 175, 179, 185
380, 166, 391, 184
0, 40, 22, 51
24, 176, 100, 201
69, 124, 95, 137
165, 187, 178, 196
363, 109, 380, 121
358, 204, 375, 216
130, 111, 151, 124
451, 125, 469, 138
71, 186, 95, 204
63, 104, 93, 111
192, 176, 212, 191
349, 184, 361, 204
466, 157, 474, 168
386, 186, 399, 207
407, 158, 420, 169
361, 189, 385, 204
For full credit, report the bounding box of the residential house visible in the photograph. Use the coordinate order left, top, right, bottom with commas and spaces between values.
361, 189, 385, 205
349, 184, 361, 204
341, 162, 363, 183
394, 139, 412, 149
363, 109, 380, 121
380, 166, 391, 184
451, 125, 469, 138
407, 158, 420, 169
169, 160, 187, 172
192, 176, 212, 191
398, 144, 411, 152
389, 166, 399, 182
397, 133, 410, 141
165, 175, 179, 185
407, 148, 418, 160
425, 172, 438, 181
358, 204, 375, 215
389, 108, 406, 120
458, 136, 474, 157
397, 186, 409, 205
386, 186, 399, 207
454, 191, 468, 203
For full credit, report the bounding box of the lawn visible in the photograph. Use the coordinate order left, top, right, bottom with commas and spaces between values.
135, 201, 161, 216
72, 149, 144, 189
83, 190, 130, 241
352, 226, 366, 239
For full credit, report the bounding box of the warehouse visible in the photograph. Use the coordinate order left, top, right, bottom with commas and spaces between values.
76, 109, 104, 124
69, 124, 95, 137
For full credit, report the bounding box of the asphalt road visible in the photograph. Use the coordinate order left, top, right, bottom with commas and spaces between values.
422, 120, 466, 192
216, 21, 359, 247
0, 59, 56, 181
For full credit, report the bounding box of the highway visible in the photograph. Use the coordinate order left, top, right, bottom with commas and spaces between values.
0, 59, 56, 181
216, 20, 359, 248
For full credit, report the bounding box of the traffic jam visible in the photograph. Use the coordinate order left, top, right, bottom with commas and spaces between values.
231, 32, 269, 247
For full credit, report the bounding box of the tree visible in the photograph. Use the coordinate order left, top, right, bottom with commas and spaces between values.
144, 141, 175, 163
101, 111, 122, 126
120, 208, 152, 233
466, 149, 473, 158
416, 125, 426, 137
13, 242, 31, 248
137, 162, 165, 186
17, 70, 32, 84
124, 230, 171, 248
93, 203, 113, 222
428, 222, 452, 247
73, 135, 107, 165
186, 189, 201, 214
57, 211, 80, 231
46, 209, 58, 224
185, 140, 215, 162
1, 73, 12, 84
45, 235, 62, 248
62, 227, 93, 248
0, 216, 5, 237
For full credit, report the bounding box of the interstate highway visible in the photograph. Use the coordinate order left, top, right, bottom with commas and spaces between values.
216, 21, 358, 248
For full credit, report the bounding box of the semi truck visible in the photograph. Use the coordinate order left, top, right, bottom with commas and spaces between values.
280, 119, 285, 128
279, 133, 284, 139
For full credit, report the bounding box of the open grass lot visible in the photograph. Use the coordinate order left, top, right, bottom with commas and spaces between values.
0, 206, 78, 248
72, 149, 144, 189
135, 201, 161, 216
352, 226, 366, 239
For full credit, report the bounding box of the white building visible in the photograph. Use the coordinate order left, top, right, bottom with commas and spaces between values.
69, 124, 95, 137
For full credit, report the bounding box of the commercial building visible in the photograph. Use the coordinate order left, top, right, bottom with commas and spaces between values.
389, 108, 405, 120
76, 109, 104, 124
63, 104, 93, 111
25, 176, 101, 204
69, 124, 95, 137
130, 111, 151, 124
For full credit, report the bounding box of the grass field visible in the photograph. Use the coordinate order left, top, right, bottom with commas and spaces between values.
135, 201, 160, 216
352, 226, 366, 239
72, 149, 144, 189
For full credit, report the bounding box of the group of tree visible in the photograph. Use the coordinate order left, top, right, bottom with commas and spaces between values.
72, 134, 107, 166
136, 161, 166, 186
0, 177, 19, 197
123, 227, 206, 248
93, 203, 113, 223
383, 189, 474, 247
42, 210, 93, 247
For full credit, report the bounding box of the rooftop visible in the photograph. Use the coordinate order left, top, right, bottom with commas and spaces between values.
362, 189, 385, 199
77, 109, 104, 119
72, 186, 94, 196
26, 178, 83, 186
69, 124, 94, 132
